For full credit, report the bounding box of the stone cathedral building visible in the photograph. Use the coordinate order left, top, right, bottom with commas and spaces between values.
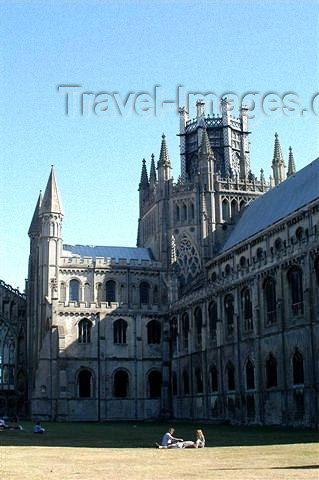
27, 100, 319, 427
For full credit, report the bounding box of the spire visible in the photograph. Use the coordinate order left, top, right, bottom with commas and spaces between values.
199, 128, 213, 158
28, 191, 42, 236
158, 134, 171, 168
149, 153, 157, 185
138, 158, 149, 190
272, 133, 286, 185
287, 146, 296, 177
41, 166, 64, 215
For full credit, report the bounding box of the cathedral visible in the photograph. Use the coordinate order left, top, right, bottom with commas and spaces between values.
2, 100, 318, 426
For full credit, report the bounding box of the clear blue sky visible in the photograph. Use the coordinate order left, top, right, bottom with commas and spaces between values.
0, 0, 318, 290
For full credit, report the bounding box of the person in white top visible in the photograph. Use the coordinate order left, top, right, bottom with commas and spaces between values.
157, 427, 183, 448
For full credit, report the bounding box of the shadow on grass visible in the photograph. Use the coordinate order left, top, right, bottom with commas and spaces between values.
0, 421, 318, 449
209, 465, 319, 471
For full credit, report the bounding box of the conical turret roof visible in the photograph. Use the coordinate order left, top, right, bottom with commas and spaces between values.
41, 166, 64, 215
28, 191, 42, 236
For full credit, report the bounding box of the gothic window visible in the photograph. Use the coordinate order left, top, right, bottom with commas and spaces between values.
153, 286, 159, 305
147, 320, 161, 344
78, 319, 91, 344
224, 294, 234, 336
84, 283, 90, 304
105, 280, 116, 303
175, 204, 180, 222
69, 279, 80, 302
208, 301, 218, 340
140, 282, 150, 305
181, 312, 189, 350
293, 349, 304, 385
222, 199, 229, 220
245, 359, 255, 390
194, 307, 202, 349
210, 364, 218, 392
240, 256, 246, 268
263, 277, 277, 324
60, 282, 66, 303
113, 319, 127, 344
195, 367, 203, 393
175, 234, 201, 287
266, 353, 278, 388
182, 203, 187, 222
113, 370, 129, 397
148, 370, 162, 398
96, 283, 102, 304
295, 227, 303, 241
256, 247, 263, 260
190, 203, 195, 220
274, 237, 283, 251
78, 369, 93, 398
231, 199, 237, 218
226, 362, 235, 391
287, 267, 303, 316
172, 371, 177, 396
241, 287, 253, 331
183, 370, 190, 394
315, 257, 319, 286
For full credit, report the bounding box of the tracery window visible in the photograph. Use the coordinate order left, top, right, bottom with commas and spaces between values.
113, 318, 127, 344
175, 234, 201, 287
105, 280, 116, 303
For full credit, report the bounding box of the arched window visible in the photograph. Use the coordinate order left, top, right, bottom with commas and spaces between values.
113, 370, 129, 397
105, 280, 116, 303
78, 369, 93, 398
295, 227, 303, 242
182, 203, 187, 222
96, 283, 102, 304
60, 282, 66, 303
245, 359, 255, 390
266, 353, 278, 388
222, 199, 229, 220
181, 313, 189, 350
69, 279, 80, 302
183, 370, 190, 394
148, 370, 162, 398
147, 320, 161, 344
194, 307, 202, 349
239, 200, 246, 211
231, 199, 237, 217
208, 301, 218, 340
195, 368, 203, 393
293, 349, 304, 385
241, 287, 253, 331
78, 319, 91, 344
263, 277, 277, 324
210, 365, 218, 392
224, 294, 234, 336
287, 267, 303, 316
226, 362, 235, 391
84, 283, 90, 304
140, 282, 150, 305
172, 371, 177, 396
113, 319, 127, 344
315, 257, 319, 286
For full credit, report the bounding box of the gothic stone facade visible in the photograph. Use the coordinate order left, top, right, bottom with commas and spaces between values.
0, 280, 27, 417
27, 103, 319, 426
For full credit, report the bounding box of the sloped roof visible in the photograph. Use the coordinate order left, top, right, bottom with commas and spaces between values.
222, 158, 319, 252
63, 244, 153, 261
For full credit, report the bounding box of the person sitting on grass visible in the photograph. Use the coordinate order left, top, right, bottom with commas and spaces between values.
181, 429, 206, 448
0, 418, 9, 430
33, 421, 45, 434
156, 427, 183, 448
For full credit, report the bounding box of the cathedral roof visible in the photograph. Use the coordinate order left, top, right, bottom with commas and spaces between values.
222, 158, 319, 252
63, 244, 154, 262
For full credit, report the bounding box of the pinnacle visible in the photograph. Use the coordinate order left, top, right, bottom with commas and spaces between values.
287, 146, 296, 177
139, 158, 149, 190
28, 191, 43, 236
158, 133, 171, 168
149, 153, 157, 184
273, 132, 284, 166
199, 128, 214, 158
41, 166, 64, 215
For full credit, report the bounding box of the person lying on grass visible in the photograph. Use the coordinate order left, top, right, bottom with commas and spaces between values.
156, 427, 183, 448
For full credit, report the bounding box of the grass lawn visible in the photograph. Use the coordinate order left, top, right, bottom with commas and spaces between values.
0, 422, 318, 479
